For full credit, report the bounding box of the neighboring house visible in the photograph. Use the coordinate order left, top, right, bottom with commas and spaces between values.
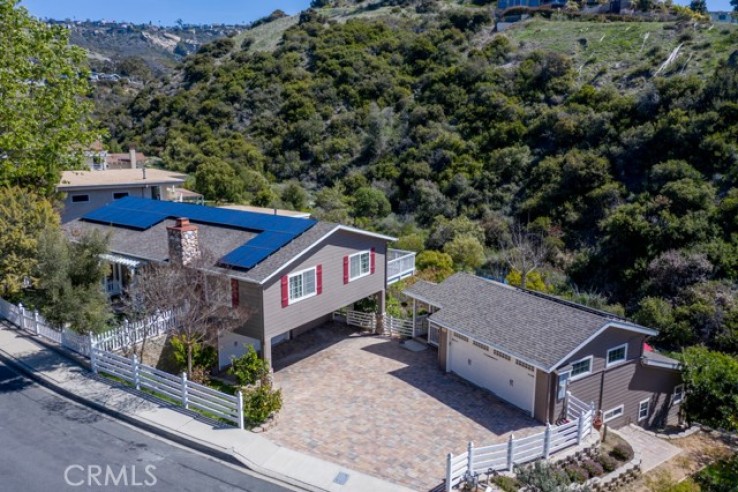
219, 204, 312, 219
83, 142, 148, 171
62, 197, 415, 369
57, 169, 189, 223
404, 273, 683, 429
709, 11, 738, 24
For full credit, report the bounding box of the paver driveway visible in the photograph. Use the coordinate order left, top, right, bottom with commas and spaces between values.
266, 323, 543, 491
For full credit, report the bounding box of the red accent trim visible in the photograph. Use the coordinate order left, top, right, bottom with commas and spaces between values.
370, 248, 376, 274
643, 343, 654, 353
231, 279, 239, 308
281, 276, 289, 307
316, 265, 323, 295
343, 256, 349, 284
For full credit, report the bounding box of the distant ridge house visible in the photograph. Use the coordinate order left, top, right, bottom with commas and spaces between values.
404, 273, 683, 429
63, 197, 416, 369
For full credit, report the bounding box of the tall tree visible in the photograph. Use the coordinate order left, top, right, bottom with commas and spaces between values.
0, 0, 96, 195
500, 223, 548, 290
0, 186, 58, 299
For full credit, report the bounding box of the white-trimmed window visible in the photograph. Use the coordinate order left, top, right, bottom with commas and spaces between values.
673, 384, 684, 404
288, 267, 317, 303
638, 398, 650, 421
349, 251, 371, 281
606, 343, 628, 367
603, 405, 624, 423
570, 356, 593, 380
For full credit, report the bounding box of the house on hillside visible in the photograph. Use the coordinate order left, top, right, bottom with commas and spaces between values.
63, 197, 416, 369
57, 168, 199, 223
404, 273, 683, 429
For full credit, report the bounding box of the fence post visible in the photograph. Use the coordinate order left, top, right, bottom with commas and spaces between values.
507, 433, 515, 471
132, 354, 141, 390
90, 345, 98, 374
577, 414, 585, 445
565, 390, 571, 418
237, 390, 244, 430
467, 441, 474, 476
544, 422, 552, 458
445, 453, 453, 492
181, 372, 189, 409
17, 304, 25, 330
33, 310, 41, 336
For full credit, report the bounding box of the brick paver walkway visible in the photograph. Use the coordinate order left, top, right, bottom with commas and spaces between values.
266, 324, 543, 491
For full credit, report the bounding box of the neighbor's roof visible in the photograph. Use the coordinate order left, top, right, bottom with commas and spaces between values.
404, 273, 658, 372
642, 350, 682, 370
58, 169, 186, 190
219, 204, 311, 219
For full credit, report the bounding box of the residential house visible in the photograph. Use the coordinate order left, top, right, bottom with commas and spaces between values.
404, 273, 683, 429
709, 11, 738, 24
57, 168, 190, 223
62, 197, 415, 369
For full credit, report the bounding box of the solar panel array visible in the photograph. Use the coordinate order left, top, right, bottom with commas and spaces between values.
82, 197, 316, 270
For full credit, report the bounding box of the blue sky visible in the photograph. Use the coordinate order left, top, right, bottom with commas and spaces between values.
21, 1, 314, 26
20, 0, 736, 24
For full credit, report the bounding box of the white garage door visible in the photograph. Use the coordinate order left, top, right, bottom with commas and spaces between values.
449, 332, 535, 414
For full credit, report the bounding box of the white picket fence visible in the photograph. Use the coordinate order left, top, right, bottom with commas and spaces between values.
91, 311, 177, 352
0, 297, 176, 356
91, 348, 244, 429
385, 314, 414, 337
445, 395, 596, 491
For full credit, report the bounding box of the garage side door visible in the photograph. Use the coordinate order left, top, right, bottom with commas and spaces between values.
449, 332, 534, 414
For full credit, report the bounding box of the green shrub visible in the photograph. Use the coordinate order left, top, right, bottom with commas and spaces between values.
229, 345, 269, 387
169, 335, 217, 373
491, 475, 521, 492
695, 453, 738, 491
610, 444, 634, 462
564, 464, 589, 483
242, 377, 283, 426
515, 461, 572, 490
596, 454, 618, 473
581, 459, 604, 477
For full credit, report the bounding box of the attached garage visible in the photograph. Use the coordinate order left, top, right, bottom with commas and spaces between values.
448, 331, 536, 415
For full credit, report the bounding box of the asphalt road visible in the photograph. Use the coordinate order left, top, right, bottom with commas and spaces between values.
0, 361, 294, 492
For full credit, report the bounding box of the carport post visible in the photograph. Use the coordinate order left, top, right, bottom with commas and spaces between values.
466, 441, 474, 476
375, 290, 386, 335
445, 453, 452, 492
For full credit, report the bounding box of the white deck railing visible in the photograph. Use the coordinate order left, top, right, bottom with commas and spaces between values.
445, 400, 596, 491
387, 249, 416, 285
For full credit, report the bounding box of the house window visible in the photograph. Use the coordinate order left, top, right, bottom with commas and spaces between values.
288, 267, 317, 303
71, 194, 89, 203
638, 398, 650, 421
557, 370, 571, 401
603, 405, 624, 423
606, 343, 628, 367
570, 356, 593, 380
673, 384, 684, 404
113, 192, 129, 200
349, 251, 371, 280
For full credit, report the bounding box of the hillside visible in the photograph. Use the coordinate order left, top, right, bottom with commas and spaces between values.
105, 0, 738, 355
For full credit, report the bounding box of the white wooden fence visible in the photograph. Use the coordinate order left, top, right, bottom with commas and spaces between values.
445, 396, 596, 491
385, 315, 414, 337
91, 311, 177, 352
91, 348, 244, 429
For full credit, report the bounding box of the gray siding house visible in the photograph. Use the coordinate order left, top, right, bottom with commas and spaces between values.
404, 273, 683, 429
63, 197, 415, 368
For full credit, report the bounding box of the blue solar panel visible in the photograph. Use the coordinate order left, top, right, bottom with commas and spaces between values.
81, 197, 316, 269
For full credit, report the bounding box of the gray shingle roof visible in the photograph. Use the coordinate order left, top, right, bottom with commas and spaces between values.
404, 273, 655, 371
62, 217, 343, 284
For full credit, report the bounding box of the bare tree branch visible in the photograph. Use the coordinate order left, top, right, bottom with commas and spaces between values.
499, 222, 547, 290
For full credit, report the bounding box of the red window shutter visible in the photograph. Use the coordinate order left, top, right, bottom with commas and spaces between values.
281, 276, 289, 307
316, 265, 323, 295
343, 255, 349, 284
370, 247, 376, 274
231, 278, 239, 308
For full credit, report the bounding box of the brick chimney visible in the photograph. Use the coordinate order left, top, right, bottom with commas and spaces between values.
129, 148, 137, 169
167, 218, 200, 266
